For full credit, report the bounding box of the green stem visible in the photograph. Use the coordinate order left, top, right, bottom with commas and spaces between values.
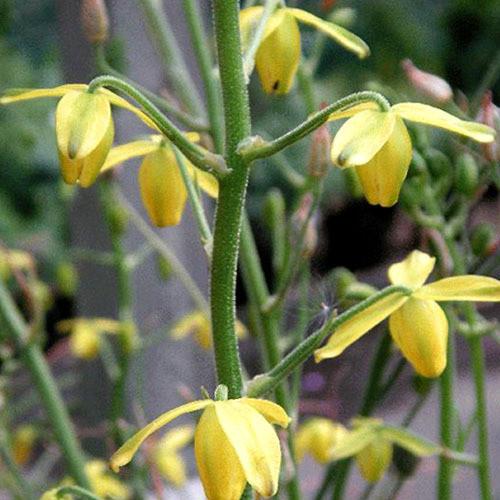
87, 75, 228, 175
210, 0, 252, 398
138, 0, 205, 116
115, 189, 209, 313
0, 439, 35, 500
181, 0, 225, 152
239, 91, 390, 162
94, 45, 208, 131
0, 281, 90, 489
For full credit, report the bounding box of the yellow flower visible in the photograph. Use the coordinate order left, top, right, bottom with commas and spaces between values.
101, 135, 218, 227
12, 425, 37, 466
315, 250, 500, 377
0, 84, 155, 187
57, 317, 122, 360
295, 418, 347, 464
171, 311, 247, 350
86, 459, 131, 499
240, 7, 369, 94
153, 425, 194, 488
329, 417, 440, 483
329, 102, 495, 206
110, 397, 291, 499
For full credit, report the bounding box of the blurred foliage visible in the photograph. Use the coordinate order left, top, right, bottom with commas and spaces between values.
0, 0, 68, 275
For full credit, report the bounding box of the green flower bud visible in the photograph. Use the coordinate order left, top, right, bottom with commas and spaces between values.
263, 189, 286, 233
454, 153, 479, 197
157, 255, 173, 282
470, 223, 495, 257
424, 149, 452, 179
56, 262, 78, 297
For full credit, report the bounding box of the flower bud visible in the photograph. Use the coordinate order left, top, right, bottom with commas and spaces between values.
81, 0, 109, 44
476, 91, 499, 162
356, 435, 393, 482
424, 149, 452, 179
56, 261, 78, 297
12, 425, 37, 465
401, 59, 452, 103
328, 7, 356, 28
308, 123, 331, 178
292, 194, 318, 258
454, 152, 479, 197
263, 189, 286, 233
157, 255, 173, 282
470, 223, 496, 257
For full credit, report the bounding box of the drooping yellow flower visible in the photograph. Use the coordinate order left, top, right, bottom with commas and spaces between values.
110, 397, 290, 500
57, 317, 122, 360
12, 425, 37, 466
240, 7, 369, 94
315, 250, 500, 377
85, 459, 131, 499
295, 418, 347, 464
0, 84, 155, 187
101, 135, 218, 227
328, 417, 440, 483
328, 102, 495, 206
153, 425, 194, 488
171, 311, 247, 350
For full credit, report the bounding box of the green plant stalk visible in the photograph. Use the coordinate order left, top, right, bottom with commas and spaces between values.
0, 280, 90, 489
239, 91, 390, 162
0, 440, 35, 500
94, 45, 208, 131
173, 147, 213, 251
87, 75, 228, 175
115, 189, 209, 313
138, 0, 205, 116
181, 0, 225, 152
210, 0, 252, 398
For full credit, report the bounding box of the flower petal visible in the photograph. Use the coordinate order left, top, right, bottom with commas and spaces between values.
389, 298, 448, 378
355, 436, 392, 483
314, 292, 409, 362
239, 6, 265, 51
138, 146, 188, 227
157, 425, 194, 451
186, 163, 219, 198
195, 405, 247, 500
331, 110, 395, 167
415, 276, 500, 302
215, 400, 282, 498
255, 10, 301, 94
355, 115, 412, 207
287, 8, 370, 59
101, 140, 159, 173
240, 398, 291, 428
329, 427, 376, 461
392, 102, 495, 143
110, 400, 211, 472
0, 84, 86, 104
327, 101, 380, 122
388, 250, 436, 288
155, 451, 187, 488
380, 426, 441, 457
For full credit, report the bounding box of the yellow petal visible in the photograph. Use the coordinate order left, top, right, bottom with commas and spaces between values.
155, 451, 187, 488
388, 250, 436, 289
86, 460, 131, 500
157, 425, 194, 451
12, 425, 37, 465
110, 400, 212, 472
287, 8, 370, 59
331, 110, 395, 167
101, 139, 159, 173
255, 10, 301, 94
239, 6, 265, 51
389, 298, 448, 378
240, 398, 291, 428
327, 101, 380, 122
415, 276, 500, 302
138, 146, 188, 227
355, 115, 412, 207
329, 427, 377, 461
195, 405, 247, 500
0, 84, 86, 104
392, 102, 495, 143
69, 325, 101, 359
215, 400, 282, 497
356, 436, 392, 483
186, 163, 219, 198
314, 292, 409, 362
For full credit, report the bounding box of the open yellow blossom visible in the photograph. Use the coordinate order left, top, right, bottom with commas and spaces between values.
110, 397, 290, 500
240, 7, 369, 94
101, 135, 218, 227
0, 84, 155, 187
171, 311, 246, 350
12, 425, 37, 466
329, 417, 440, 483
315, 250, 500, 377
57, 318, 122, 360
295, 418, 347, 464
328, 102, 495, 206
153, 425, 194, 488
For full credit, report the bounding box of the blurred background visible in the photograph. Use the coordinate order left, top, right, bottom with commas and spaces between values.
0, 0, 498, 497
